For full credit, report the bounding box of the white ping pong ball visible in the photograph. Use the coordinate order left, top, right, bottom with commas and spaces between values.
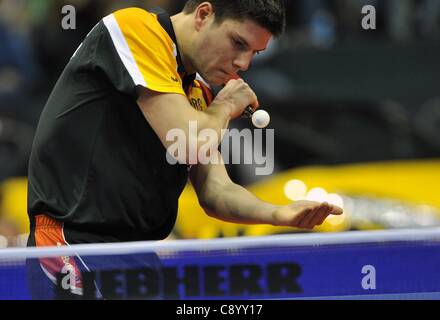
252, 110, 270, 128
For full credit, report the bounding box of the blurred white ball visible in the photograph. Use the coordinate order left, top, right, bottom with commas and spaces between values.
252, 110, 270, 128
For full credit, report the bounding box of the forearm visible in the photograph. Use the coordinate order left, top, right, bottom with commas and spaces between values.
198, 101, 232, 141
138, 89, 233, 164
201, 182, 281, 225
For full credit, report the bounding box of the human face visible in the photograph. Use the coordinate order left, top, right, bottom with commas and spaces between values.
192, 17, 272, 86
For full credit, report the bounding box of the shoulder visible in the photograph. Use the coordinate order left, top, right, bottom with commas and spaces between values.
105, 7, 175, 52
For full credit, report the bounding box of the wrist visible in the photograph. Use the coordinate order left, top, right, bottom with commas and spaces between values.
266, 204, 283, 226
210, 99, 235, 119
206, 101, 233, 130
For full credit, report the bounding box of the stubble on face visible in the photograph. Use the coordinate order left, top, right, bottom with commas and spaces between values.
191, 18, 272, 86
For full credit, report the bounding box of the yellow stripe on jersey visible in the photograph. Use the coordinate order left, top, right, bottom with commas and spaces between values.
111, 8, 185, 95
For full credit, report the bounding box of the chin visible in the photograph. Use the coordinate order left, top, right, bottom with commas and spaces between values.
209, 78, 225, 86
213, 73, 232, 86
196, 69, 230, 86
200, 74, 222, 86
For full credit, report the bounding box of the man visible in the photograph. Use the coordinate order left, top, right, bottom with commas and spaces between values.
28, 0, 342, 249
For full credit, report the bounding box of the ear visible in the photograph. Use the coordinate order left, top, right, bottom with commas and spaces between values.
194, 2, 214, 31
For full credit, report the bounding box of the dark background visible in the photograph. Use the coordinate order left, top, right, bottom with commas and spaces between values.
0, 0, 439, 183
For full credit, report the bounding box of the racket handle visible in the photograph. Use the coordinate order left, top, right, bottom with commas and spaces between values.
242, 106, 254, 118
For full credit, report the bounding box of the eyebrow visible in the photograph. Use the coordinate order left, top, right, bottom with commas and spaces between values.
234, 34, 267, 52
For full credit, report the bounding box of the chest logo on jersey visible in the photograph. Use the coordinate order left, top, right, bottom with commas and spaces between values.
187, 86, 208, 111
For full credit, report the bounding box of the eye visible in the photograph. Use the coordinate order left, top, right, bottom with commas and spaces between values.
233, 39, 246, 51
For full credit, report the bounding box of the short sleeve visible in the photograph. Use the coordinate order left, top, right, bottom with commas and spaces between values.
99, 8, 185, 96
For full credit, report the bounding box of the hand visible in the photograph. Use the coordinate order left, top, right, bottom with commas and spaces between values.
272, 200, 343, 230
213, 79, 258, 119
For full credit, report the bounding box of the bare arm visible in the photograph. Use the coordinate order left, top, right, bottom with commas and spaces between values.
137, 88, 229, 162
190, 150, 343, 229
136, 79, 257, 164
190, 152, 279, 224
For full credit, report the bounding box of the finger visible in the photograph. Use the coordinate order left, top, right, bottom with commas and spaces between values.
251, 96, 260, 110
238, 81, 258, 110
248, 89, 259, 110
294, 208, 313, 228
314, 205, 333, 226
329, 205, 343, 215
311, 202, 331, 227
316, 214, 330, 226
225, 78, 240, 86
297, 206, 321, 229
309, 203, 330, 227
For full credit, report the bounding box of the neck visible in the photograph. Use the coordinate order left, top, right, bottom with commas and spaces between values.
171, 13, 196, 75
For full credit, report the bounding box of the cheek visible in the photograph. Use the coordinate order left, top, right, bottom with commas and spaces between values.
196, 38, 234, 74
197, 39, 217, 63
210, 49, 234, 69
203, 36, 232, 59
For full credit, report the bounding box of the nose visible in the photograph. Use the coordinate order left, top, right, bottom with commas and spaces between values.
232, 52, 253, 72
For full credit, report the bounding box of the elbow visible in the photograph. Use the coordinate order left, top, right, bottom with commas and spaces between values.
198, 195, 217, 218
197, 183, 224, 218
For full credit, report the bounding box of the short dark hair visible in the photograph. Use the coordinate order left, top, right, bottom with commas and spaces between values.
183, 0, 286, 37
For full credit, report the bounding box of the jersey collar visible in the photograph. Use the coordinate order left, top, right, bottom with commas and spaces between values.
150, 7, 196, 87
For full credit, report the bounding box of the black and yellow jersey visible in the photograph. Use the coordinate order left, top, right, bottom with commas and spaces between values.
28, 7, 211, 243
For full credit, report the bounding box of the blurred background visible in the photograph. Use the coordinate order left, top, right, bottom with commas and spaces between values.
0, 0, 439, 246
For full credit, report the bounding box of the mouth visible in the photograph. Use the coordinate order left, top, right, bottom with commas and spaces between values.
221, 69, 240, 79
219, 69, 230, 76
213, 69, 229, 83
219, 69, 239, 82
211, 69, 238, 85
